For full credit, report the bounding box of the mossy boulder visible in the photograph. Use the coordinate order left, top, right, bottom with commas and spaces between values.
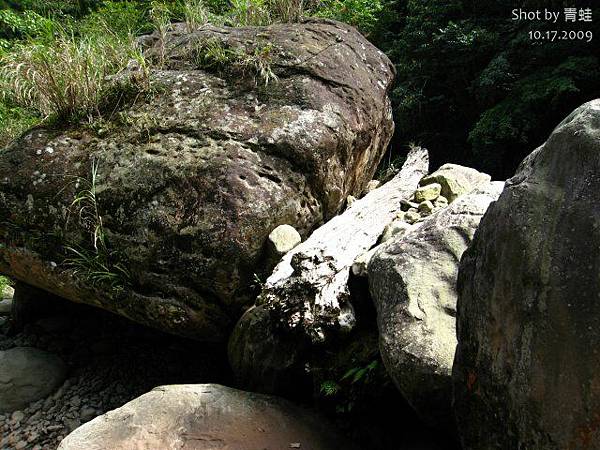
0, 19, 395, 341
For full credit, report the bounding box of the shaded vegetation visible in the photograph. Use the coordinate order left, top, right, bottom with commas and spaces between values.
373, 0, 600, 177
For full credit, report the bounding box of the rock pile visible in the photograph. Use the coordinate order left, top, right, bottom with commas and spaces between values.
392, 163, 491, 226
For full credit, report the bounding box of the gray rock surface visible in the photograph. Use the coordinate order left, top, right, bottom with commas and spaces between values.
369, 182, 504, 429
57, 384, 358, 450
0, 19, 395, 341
0, 347, 66, 413
453, 99, 600, 450
419, 164, 491, 203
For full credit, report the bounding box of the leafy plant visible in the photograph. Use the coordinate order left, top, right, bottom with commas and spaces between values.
182, 0, 210, 31
78, 1, 150, 38
64, 159, 130, 292
0, 9, 56, 41
228, 0, 270, 26
0, 101, 39, 148
319, 359, 381, 413
315, 0, 384, 34
320, 380, 341, 397
149, 0, 172, 65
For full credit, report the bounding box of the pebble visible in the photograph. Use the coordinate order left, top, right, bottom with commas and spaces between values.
11, 411, 25, 423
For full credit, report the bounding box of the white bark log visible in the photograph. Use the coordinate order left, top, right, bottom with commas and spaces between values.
261, 146, 429, 343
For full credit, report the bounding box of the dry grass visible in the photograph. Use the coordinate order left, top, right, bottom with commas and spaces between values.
0, 30, 146, 123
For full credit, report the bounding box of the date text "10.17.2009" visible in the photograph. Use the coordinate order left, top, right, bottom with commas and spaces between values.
529, 30, 593, 42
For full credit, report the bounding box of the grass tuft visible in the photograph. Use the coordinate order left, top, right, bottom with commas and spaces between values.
64, 159, 131, 292
194, 39, 278, 86
0, 30, 147, 124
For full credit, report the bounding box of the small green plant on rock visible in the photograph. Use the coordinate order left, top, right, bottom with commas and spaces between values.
64, 159, 130, 292
319, 358, 382, 413
193, 39, 278, 86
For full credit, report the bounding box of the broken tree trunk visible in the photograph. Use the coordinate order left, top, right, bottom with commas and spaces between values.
261, 146, 429, 343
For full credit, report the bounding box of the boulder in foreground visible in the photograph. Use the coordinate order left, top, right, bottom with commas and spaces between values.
57, 384, 358, 450
453, 99, 600, 449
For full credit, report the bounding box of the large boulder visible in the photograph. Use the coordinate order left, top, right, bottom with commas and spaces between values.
0, 347, 67, 413
57, 384, 358, 450
368, 181, 503, 429
453, 100, 600, 449
0, 20, 395, 341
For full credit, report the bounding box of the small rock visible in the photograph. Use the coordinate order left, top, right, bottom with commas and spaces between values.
2, 285, 14, 301
63, 417, 80, 433
79, 407, 97, 422
15, 440, 27, 449
434, 195, 448, 208
414, 183, 441, 202
418, 200, 434, 216
381, 219, 413, 243
404, 210, 421, 224
346, 195, 357, 207
0, 299, 11, 315
267, 225, 302, 257
400, 199, 419, 211
351, 247, 379, 277
419, 163, 491, 203
364, 180, 380, 193
11, 411, 25, 423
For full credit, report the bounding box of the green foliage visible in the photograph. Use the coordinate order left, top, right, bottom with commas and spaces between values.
227, 0, 269, 26
319, 358, 383, 414
182, 0, 210, 31
78, 1, 150, 37
64, 159, 131, 292
0, 101, 39, 147
377, 0, 600, 177
0, 30, 147, 123
0, 275, 10, 294
315, 0, 384, 34
0, 8, 55, 41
